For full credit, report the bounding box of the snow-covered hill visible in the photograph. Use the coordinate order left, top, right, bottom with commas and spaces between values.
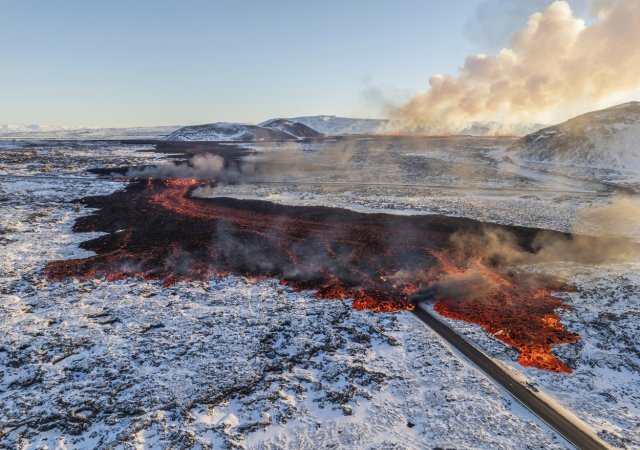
508, 102, 640, 172
263, 116, 388, 135
165, 121, 320, 142
263, 116, 544, 136
260, 118, 322, 138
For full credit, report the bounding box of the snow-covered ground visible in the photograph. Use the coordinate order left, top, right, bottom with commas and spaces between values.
1, 138, 639, 448
0, 126, 180, 140
423, 263, 640, 449
0, 228, 567, 448
507, 102, 640, 175
194, 137, 618, 233
260, 116, 543, 137
194, 137, 640, 448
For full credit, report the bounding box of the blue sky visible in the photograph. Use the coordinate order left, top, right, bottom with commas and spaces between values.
0, 0, 573, 127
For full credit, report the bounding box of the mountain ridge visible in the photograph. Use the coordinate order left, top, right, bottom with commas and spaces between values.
163, 121, 321, 142
507, 101, 640, 173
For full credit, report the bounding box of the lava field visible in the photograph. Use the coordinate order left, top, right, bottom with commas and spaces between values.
45, 179, 588, 373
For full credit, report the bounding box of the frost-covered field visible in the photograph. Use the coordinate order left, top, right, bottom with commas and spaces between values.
200, 140, 640, 448
426, 263, 640, 449
196, 138, 615, 234
1, 139, 638, 449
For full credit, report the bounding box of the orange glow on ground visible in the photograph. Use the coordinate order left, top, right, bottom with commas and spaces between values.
46, 179, 579, 373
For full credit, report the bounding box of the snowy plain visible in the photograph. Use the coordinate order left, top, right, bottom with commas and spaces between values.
1, 137, 639, 448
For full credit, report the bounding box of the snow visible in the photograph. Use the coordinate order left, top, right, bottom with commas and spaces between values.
165, 122, 262, 141
190, 136, 640, 448
258, 117, 545, 137
508, 101, 640, 175
429, 265, 640, 449
2, 135, 639, 448
258, 119, 321, 139
0, 140, 573, 449
262, 116, 388, 135
0, 125, 180, 140
164, 121, 319, 142
192, 137, 611, 234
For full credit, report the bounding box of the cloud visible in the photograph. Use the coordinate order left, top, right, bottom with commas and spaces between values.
392, 0, 640, 134
464, 0, 589, 50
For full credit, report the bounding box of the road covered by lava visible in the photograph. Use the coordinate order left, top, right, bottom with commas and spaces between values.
45, 178, 598, 373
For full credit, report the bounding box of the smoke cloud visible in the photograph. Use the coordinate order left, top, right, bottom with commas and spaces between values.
126, 153, 227, 180
429, 268, 499, 302
392, 0, 640, 134
576, 194, 640, 238
131, 137, 378, 190
446, 194, 640, 272
429, 193, 640, 299
464, 0, 589, 51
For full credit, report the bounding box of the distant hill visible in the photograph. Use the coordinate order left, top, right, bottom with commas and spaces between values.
164, 121, 321, 142
262, 116, 388, 135
260, 119, 322, 138
507, 102, 640, 172
262, 116, 544, 136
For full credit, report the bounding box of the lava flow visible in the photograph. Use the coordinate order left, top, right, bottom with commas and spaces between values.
46, 179, 581, 373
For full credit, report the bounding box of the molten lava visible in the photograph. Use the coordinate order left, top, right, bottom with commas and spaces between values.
46, 179, 581, 373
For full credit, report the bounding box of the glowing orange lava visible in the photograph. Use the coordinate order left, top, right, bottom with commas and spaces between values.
433, 261, 578, 373
46, 179, 581, 372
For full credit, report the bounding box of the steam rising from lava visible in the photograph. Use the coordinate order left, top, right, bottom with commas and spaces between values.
433, 194, 640, 297
126, 154, 228, 180
576, 194, 640, 238
126, 138, 371, 184
391, 0, 640, 134
449, 222, 639, 269
45, 179, 640, 373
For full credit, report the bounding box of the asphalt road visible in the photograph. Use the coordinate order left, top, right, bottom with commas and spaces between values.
411, 300, 609, 450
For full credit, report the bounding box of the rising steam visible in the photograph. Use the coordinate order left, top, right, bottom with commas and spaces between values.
431, 194, 640, 299
575, 194, 640, 238
391, 0, 640, 134
127, 154, 227, 180
126, 138, 369, 185
450, 195, 640, 269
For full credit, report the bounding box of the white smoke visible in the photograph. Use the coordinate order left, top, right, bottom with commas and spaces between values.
575, 195, 640, 239
464, 0, 589, 51
126, 153, 226, 180
392, 0, 640, 134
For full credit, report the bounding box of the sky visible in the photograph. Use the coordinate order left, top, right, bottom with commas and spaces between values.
0, 0, 590, 127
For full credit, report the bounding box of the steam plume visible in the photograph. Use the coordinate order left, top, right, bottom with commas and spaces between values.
126, 154, 226, 180
576, 194, 640, 238
431, 194, 640, 298
129, 138, 370, 187
464, 0, 589, 51
449, 195, 640, 269
391, 0, 640, 134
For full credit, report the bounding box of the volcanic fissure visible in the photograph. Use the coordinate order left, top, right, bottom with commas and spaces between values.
46, 179, 590, 373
